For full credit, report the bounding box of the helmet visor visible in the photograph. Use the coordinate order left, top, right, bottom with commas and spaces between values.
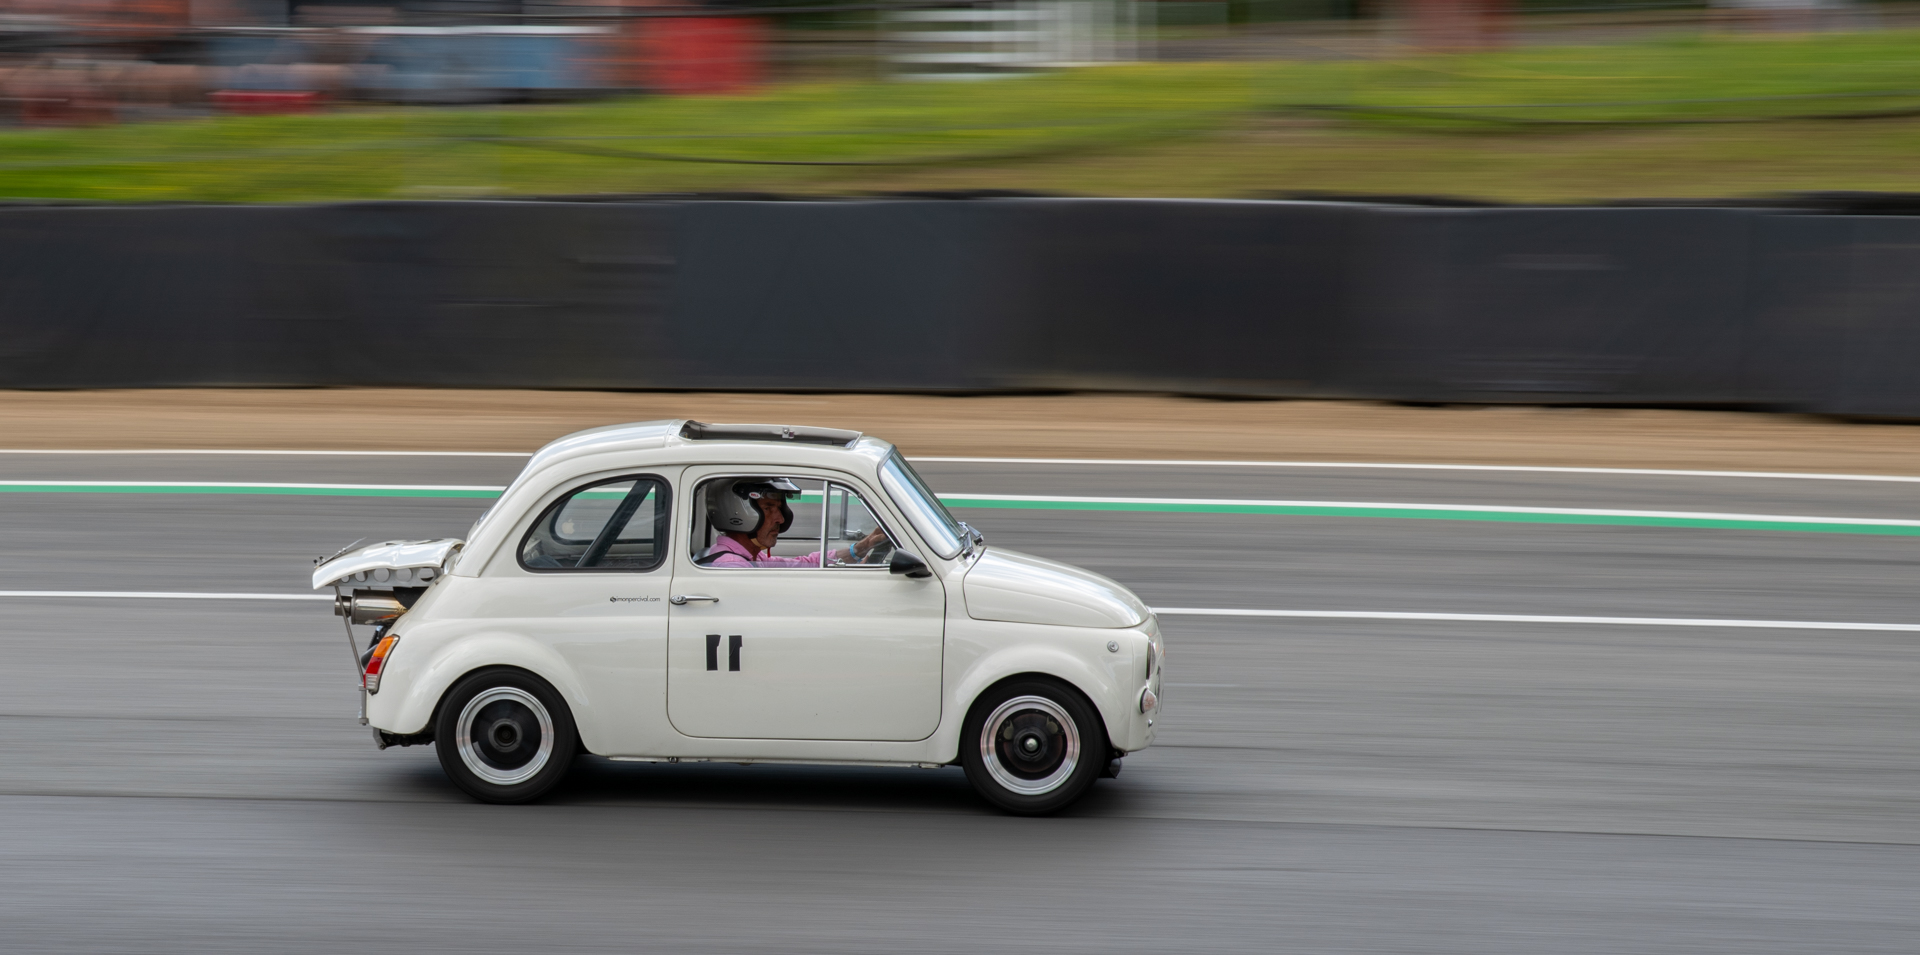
736, 477, 801, 501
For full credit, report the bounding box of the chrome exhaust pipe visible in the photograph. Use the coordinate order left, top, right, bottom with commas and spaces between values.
334, 590, 409, 626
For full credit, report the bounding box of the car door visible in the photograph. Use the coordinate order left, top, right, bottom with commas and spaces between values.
665, 467, 946, 742
489, 471, 675, 755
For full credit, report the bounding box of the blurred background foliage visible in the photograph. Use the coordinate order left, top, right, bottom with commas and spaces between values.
11, 25, 1920, 202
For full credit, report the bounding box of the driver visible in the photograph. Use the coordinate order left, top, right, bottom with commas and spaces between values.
698, 477, 889, 568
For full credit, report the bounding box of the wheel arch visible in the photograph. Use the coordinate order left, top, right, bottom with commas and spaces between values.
951, 657, 1125, 762
379, 632, 600, 752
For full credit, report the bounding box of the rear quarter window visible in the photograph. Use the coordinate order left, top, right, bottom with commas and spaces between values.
519, 475, 671, 572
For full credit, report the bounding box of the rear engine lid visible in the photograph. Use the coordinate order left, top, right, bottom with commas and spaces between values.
313, 538, 462, 590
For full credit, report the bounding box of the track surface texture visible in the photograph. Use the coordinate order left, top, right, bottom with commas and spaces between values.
2, 453, 1917, 954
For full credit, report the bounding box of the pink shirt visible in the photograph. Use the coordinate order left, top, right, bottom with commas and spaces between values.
700, 534, 851, 569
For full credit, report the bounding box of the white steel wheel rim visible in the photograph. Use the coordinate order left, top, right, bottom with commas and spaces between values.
979, 695, 1081, 796
455, 686, 556, 786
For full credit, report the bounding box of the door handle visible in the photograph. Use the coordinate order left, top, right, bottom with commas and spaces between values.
670, 594, 719, 606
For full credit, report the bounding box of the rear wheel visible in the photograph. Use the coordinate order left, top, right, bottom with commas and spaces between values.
435, 667, 577, 804
961, 678, 1107, 815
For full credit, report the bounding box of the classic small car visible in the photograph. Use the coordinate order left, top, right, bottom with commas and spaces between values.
313, 420, 1163, 814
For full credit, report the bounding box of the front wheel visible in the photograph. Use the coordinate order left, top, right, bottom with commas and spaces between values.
434, 667, 578, 804
960, 678, 1108, 815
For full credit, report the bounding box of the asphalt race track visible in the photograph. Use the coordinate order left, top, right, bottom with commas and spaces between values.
1, 452, 1917, 954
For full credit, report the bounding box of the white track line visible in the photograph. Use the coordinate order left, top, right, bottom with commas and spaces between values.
3, 450, 1918, 485
1152, 607, 1920, 632
2, 590, 1916, 631
0, 591, 331, 602
917, 457, 1920, 484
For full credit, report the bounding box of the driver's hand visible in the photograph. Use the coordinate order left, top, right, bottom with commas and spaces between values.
854, 528, 888, 559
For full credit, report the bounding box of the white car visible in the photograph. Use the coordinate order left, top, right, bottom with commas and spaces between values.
313, 420, 1163, 814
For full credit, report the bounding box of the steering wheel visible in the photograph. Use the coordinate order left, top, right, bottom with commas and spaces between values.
856, 535, 894, 565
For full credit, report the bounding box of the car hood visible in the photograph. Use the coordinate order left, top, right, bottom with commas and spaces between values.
962, 547, 1149, 629
312, 538, 462, 589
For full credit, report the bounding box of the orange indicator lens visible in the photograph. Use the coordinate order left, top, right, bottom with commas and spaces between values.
363, 635, 399, 694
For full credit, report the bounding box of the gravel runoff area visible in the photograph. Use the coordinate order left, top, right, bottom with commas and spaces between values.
6, 388, 1920, 473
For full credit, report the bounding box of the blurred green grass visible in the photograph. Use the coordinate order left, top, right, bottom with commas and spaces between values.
9, 28, 1920, 202
1318, 28, 1920, 126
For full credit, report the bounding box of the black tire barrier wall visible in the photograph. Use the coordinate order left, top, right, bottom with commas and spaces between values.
1339, 207, 1757, 405
4, 196, 1920, 416
0, 202, 677, 390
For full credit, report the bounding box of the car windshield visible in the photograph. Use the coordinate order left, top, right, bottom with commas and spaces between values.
880, 450, 967, 560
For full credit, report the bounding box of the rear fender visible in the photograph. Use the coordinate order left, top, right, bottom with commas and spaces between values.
374, 630, 598, 751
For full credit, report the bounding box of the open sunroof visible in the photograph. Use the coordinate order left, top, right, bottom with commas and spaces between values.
678, 421, 863, 447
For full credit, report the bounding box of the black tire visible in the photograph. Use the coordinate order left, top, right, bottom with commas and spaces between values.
434, 667, 578, 804
960, 677, 1109, 815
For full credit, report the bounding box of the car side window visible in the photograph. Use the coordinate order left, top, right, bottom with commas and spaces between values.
825, 483, 898, 569
519, 475, 670, 572
689, 475, 898, 569
691, 476, 823, 568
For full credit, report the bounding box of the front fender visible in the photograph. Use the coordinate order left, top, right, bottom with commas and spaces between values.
367, 627, 599, 751
934, 622, 1145, 764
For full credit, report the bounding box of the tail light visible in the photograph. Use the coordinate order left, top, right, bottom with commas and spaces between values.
362, 635, 400, 694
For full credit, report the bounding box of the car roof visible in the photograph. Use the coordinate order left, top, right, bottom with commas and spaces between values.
519, 419, 866, 478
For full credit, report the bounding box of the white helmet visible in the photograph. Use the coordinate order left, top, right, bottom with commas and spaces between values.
708, 477, 801, 536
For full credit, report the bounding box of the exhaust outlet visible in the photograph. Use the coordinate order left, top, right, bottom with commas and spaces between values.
334, 590, 410, 626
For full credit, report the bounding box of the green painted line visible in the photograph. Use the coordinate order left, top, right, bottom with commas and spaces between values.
5, 481, 1918, 538
937, 496, 1920, 537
